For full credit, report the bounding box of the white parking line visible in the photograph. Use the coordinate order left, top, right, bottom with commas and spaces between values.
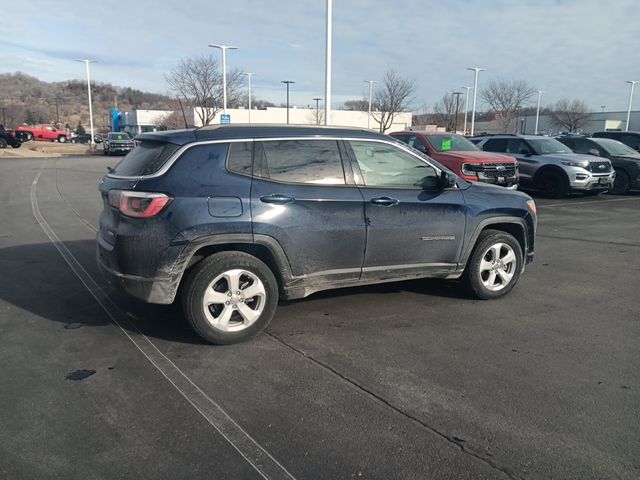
31, 163, 296, 480
539, 196, 640, 209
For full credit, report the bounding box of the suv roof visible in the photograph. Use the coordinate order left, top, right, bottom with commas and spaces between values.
137, 124, 388, 146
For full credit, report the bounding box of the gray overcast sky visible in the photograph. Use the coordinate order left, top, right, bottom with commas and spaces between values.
2, 0, 639, 112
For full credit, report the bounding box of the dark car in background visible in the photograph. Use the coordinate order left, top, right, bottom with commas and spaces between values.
97, 125, 536, 345
0, 125, 22, 149
592, 131, 640, 152
557, 136, 640, 194
472, 134, 614, 198
390, 131, 518, 189
103, 132, 134, 155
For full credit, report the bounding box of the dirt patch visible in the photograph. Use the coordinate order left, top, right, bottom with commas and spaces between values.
0, 142, 101, 158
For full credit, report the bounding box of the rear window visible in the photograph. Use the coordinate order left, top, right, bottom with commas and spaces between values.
111, 141, 180, 176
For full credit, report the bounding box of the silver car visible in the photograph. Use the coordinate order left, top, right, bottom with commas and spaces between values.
472, 135, 614, 198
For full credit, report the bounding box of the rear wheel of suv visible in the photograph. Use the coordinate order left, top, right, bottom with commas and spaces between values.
464, 230, 523, 300
182, 251, 279, 344
611, 169, 630, 195
536, 170, 567, 198
0, 138, 7, 149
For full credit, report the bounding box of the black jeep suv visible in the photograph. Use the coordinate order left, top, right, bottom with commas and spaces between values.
98, 125, 536, 344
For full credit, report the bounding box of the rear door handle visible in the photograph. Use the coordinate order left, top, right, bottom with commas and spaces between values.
370, 196, 399, 207
260, 194, 295, 205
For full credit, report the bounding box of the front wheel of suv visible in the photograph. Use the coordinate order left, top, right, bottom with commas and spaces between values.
464, 230, 523, 300
182, 251, 279, 344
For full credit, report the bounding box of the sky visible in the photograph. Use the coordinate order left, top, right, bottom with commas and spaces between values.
2, 0, 639, 113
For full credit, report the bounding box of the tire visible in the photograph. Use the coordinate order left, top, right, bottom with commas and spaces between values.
58, 136, 67, 143
181, 251, 279, 344
11, 143, 21, 149
536, 170, 567, 198
0, 138, 7, 149
463, 229, 523, 300
610, 169, 630, 195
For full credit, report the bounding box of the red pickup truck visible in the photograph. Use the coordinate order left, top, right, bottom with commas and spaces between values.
390, 131, 518, 189
15, 124, 72, 143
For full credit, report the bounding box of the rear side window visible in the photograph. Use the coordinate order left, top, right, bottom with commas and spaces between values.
226, 141, 253, 175
257, 140, 346, 185
111, 140, 180, 176
483, 138, 508, 152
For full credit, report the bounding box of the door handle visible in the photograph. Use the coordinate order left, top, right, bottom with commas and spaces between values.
260, 194, 295, 205
370, 196, 399, 207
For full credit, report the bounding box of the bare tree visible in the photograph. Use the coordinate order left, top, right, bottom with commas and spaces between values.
432, 93, 458, 130
549, 98, 592, 132
480, 78, 536, 132
371, 70, 415, 133
306, 107, 325, 125
165, 54, 243, 126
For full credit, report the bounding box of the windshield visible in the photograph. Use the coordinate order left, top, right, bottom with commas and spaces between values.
427, 134, 479, 152
109, 133, 131, 141
528, 138, 573, 155
592, 138, 639, 156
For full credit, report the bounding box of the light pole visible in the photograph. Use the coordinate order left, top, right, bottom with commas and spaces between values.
467, 67, 485, 136
364, 80, 375, 129
243, 72, 255, 123
313, 97, 322, 125
281, 80, 295, 124
76, 59, 96, 144
625, 80, 638, 132
600, 105, 606, 113
324, 0, 332, 125
452, 91, 462, 132
462, 86, 472, 135
534, 90, 544, 135
208, 44, 238, 115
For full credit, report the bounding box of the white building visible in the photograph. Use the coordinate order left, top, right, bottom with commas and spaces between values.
119, 106, 412, 135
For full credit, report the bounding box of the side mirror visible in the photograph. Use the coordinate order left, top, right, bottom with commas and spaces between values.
439, 171, 457, 189
588, 149, 600, 157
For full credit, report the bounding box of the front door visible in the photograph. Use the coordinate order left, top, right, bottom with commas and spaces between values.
345, 139, 467, 280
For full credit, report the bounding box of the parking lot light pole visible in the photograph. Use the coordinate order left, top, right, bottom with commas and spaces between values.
324, 0, 332, 125
625, 80, 638, 131
462, 86, 472, 135
534, 90, 544, 135
365, 80, 375, 129
208, 44, 238, 115
75, 59, 96, 144
313, 97, 322, 125
467, 67, 485, 136
243, 73, 254, 123
281, 80, 295, 124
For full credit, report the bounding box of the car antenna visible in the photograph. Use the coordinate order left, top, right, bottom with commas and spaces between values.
177, 97, 189, 129
106, 166, 114, 173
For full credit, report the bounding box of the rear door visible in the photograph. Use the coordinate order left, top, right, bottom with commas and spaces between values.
250, 138, 366, 285
345, 139, 466, 280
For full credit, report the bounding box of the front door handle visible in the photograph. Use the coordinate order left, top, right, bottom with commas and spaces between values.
260, 194, 295, 205
370, 196, 399, 207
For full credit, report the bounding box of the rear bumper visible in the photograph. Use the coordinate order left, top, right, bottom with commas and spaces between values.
96, 236, 177, 304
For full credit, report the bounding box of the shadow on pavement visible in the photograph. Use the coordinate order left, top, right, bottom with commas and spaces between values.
0, 239, 470, 345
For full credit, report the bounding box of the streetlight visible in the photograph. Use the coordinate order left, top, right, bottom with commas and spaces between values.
452, 91, 462, 132
281, 80, 295, 124
313, 97, 322, 125
364, 80, 375, 129
243, 73, 255, 123
462, 86, 472, 135
466, 67, 485, 136
324, 0, 332, 125
600, 105, 606, 113
208, 44, 238, 115
75, 59, 96, 144
625, 80, 638, 132
534, 90, 544, 135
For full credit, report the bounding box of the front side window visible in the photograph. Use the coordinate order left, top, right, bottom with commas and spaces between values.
506, 139, 531, 154
349, 140, 438, 188
258, 140, 345, 185
527, 138, 573, 155
594, 138, 639, 156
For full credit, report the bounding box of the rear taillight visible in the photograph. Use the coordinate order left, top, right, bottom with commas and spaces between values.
108, 190, 172, 218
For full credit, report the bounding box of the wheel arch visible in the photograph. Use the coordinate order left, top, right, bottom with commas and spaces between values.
460, 217, 528, 270
532, 165, 569, 187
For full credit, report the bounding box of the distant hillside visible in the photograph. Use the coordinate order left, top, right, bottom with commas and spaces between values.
0, 72, 173, 132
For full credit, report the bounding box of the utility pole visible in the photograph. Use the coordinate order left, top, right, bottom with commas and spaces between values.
452, 91, 462, 132
54, 97, 60, 128
281, 80, 295, 124
0, 107, 6, 127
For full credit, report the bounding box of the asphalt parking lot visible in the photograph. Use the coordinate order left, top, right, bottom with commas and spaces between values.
1, 155, 638, 480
